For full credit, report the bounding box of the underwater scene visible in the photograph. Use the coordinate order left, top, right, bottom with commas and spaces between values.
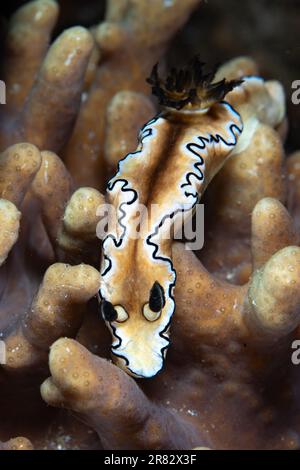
0, 0, 300, 453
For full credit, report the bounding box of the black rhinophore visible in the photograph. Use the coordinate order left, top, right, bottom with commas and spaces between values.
149, 281, 166, 312
101, 299, 118, 322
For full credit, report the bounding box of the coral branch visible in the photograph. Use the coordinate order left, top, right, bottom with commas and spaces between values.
0, 143, 41, 207
57, 187, 104, 259
16, 27, 94, 151
251, 197, 298, 270
246, 246, 300, 338
3, 0, 59, 113
3, 263, 100, 370
105, 91, 155, 172
201, 70, 286, 282
172, 242, 246, 352
0, 199, 20, 266
215, 56, 258, 81
31, 150, 72, 247
0, 143, 41, 206
63, 0, 201, 189
41, 338, 199, 450
286, 151, 300, 232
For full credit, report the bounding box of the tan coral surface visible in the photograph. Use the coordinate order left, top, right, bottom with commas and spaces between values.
1, 0, 300, 451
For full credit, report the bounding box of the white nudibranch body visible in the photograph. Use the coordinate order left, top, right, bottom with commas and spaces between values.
99, 59, 247, 378
99, 107, 243, 378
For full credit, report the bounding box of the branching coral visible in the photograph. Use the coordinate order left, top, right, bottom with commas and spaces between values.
1, 0, 300, 452
40, 199, 300, 450
0, 199, 20, 266
40, 57, 300, 449
41, 337, 199, 450
63, 0, 201, 187
0, 1, 94, 154
201, 60, 287, 284
0, 142, 102, 448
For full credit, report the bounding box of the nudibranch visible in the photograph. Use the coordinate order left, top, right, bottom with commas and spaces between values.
99, 58, 244, 378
